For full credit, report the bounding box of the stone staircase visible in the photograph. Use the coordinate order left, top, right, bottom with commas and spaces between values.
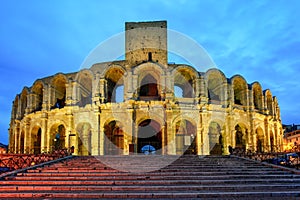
0, 155, 299, 199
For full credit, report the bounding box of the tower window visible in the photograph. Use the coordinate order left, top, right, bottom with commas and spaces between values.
148, 52, 152, 61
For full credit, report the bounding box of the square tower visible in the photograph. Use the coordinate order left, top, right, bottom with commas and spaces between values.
125, 21, 167, 66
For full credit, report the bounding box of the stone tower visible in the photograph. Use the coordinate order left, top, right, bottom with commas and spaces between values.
125, 21, 167, 66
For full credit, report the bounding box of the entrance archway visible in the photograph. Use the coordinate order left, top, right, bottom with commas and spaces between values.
31, 126, 42, 154
138, 119, 162, 154
49, 124, 66, 151
256, 127, 264, 153
175, 119, 196, 155
76, 123, 92, 156
235, 124, 247, 151
209, 122, 223, 155
104, 120, 124, 155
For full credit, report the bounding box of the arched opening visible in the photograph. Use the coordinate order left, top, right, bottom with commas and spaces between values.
104, 120, 124, 155
232, 77, 248, 106
252, 83, 263, 111
51, 75, 67, 109
235, 124, 247, 151
138, 119, 162, 154
139, 74, 160, 101
77, 123, 92, 155
20, 89, 28, 118
31, 126, 42, 154
265, 90, 273, 115
174, 68, 195, 98
206, 70, 227, 105
31, 82, 43, 112
175, 119, 196, 155
209, 122, 223, 155
256, 127, 264, 153
49, 124, 66, 151
77, 71, 92, 107
105, 67, 124, 103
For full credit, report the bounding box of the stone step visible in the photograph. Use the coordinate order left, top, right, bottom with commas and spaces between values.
9, 174, 300, 181
1, 184, 300, 192
16, 170, 291, 177
0, 191, 299, 199
1, 178, 300, 186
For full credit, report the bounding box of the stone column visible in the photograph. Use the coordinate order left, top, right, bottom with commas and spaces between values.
99, 79, 106, 103
196, 124, 202, 155
232, 130, 236, 148
92, 124, 99, 155
23, 122, 30, 154
14, 126, 19, 153
202, 125, 210, 155
253, 132, 257, 152
99, 113, 104, 155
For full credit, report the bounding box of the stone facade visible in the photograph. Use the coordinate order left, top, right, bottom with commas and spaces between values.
8, 21, 283, 155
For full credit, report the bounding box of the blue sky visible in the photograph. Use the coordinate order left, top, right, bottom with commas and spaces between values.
0, 0, 299, 144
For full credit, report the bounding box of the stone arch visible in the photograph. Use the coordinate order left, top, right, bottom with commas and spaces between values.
49, 123, 66, 151
20, 87, 29, 118
104, 120, 125, 155
31, 80, 44, 112
234, 123, 249, 150
205, 68, 227, 104
264, 89, 273, 115
134, 62, 164, 101
172, 65, 198, 98
208, 121, 223, 155
51, 74, 67, 109
256, 126, 264, 153
76, 122, 92, 155
231, 75, 248, 107
251, 82, 263, 111
75, 70, 93, 107
31, 125, 42, 154
137, 119, 162, 154
104, 65, 125, 103
174, 119, 196, 155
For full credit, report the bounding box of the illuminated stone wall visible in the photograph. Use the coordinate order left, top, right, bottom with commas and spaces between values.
8, 21, 283, 155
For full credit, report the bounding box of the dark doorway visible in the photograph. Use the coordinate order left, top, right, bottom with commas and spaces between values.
138, 119, 162, 154
34, 128, 41, 154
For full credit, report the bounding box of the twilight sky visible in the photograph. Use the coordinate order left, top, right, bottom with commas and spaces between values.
0, 0, 299, 144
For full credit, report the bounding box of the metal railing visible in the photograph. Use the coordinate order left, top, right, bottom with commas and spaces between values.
232, 147, 300, 170
0, 149, 70, 174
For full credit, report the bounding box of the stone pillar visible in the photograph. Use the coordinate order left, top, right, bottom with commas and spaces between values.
161, 125, 166, 155
23, 122, 30, 154
99, 79, 106, 103
14, 126, 19, 153
99, 113, 104, 155
132, 75, 138, 97
91, 125, 99, 155
202, 125, 210, 155
253, 132, 257, 152
196, 124, 202, 155
166, 107, 175, 155
40, 116, 48, 153
232, 130, 236, 148
65, 81, 74, 106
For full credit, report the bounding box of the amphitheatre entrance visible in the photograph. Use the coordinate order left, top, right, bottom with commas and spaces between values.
137, 119, 162, 154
